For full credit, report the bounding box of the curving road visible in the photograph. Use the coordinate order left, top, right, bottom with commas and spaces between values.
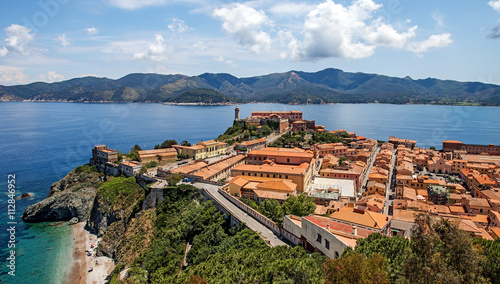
192, 182, 288, 247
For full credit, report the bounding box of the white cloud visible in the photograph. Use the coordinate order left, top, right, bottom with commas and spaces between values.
108, 0, 167, 10
0, 65, 27, 85
133, 34, 168, 61
57, 34, 70, 47
38, 71, 64, 83
86, 27, 99, 36
214, 56, 237, 68
432, 11, 445, 28
192, 41, 207, 52
280, 0, 452, 60
213, 3, 272, 54
168, 18, 192, 33
0, 46, 8, 57
407, 33, 453, 53
269, 2, 316, 17
3, 24, 35, 56
490, 0, 500, 13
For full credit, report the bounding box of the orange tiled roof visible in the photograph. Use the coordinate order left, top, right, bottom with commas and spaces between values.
256, 180, 296, 192
229, 176, 249, 187
329, 207, 391, 229
232, 163, 309, 175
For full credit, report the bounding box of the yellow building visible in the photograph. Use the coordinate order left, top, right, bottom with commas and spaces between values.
174, 140, 228, 160
138, 148, 177, 164
231, 161, 314, 193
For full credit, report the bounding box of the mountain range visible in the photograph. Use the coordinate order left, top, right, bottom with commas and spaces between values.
1, 68, 499, 105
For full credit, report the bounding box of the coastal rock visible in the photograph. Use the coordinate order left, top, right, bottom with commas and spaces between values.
22, 165, 103, 223
68, 217, 79, 225
17, 192, 34, 200
86, 176, 145, 237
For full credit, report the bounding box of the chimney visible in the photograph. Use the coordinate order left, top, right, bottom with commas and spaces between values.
327, 224, 330, 230
352, 225, 358, 236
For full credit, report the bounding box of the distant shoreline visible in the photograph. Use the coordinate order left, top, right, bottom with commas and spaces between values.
0, 100, 494, 107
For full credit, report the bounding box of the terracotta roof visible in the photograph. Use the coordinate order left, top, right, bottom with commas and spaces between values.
489, 210, 500, 220
171, 161, 208, 174
256, 180, 296, 192
367, 180, 385, 189
392, 209, 419, 222
232, 163, 308, 175
120, 161, 141, 167
443, 140, 463, 144
478, 228, 494, 240
253, 189, 289, 200
403, 187, 417, 201
242, 182, 259, 190
304, 215, 375, 239
467, 198, 491, 208
329, 207, 391, 229
491, 227, 500, 238
448, 205, 465, 214
239, 138, 266, 146
229, 176, 249, 187
230, 175, 295, 183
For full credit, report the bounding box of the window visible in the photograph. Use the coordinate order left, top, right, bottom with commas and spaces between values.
325, 240, 330, 250
335, 251, 339, 259
316, 233, 322, 243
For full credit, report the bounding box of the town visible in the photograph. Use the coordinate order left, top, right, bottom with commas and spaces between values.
89, 108, 500, 259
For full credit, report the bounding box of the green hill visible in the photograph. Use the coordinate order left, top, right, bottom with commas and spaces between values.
1, 68, 500, 105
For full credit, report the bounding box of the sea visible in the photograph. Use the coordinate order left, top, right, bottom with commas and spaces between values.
0, 102, 499, 283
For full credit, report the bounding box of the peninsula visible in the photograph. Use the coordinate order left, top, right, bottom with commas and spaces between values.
22, 109, 500, 283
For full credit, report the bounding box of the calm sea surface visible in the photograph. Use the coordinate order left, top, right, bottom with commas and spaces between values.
0, 102, 499, 283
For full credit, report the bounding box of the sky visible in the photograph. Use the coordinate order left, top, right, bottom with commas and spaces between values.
0, 0, 500, 86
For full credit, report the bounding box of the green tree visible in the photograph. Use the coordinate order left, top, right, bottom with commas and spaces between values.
473, 238, 500, 283
117, 150, 123, 162
353, 233, 410, 282
404, 214, 487, 284
139, 166, 147, 175
181, 140, 191, 146
126, 144, 143, 161
156, 154, 163, 164
160, 139, 178, 148
430, 146, 436, 150
258, 199, 284, 226
166, 173, 183, 186
177, 153, 188, 160
322, 252, 389, 284
282, 194, 316, 217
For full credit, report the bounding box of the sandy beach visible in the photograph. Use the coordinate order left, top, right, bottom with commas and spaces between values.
65, 222, 115, 284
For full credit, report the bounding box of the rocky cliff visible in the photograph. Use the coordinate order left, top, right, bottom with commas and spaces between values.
86, 176, 145, 237
22, 165, 104, 222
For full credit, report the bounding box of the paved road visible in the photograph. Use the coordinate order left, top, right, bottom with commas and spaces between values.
383, 150, 397, 215
358, 145, 380, 198
192, 182, 288, 247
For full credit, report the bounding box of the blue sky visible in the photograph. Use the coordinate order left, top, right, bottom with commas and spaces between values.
0, 0, 500, 85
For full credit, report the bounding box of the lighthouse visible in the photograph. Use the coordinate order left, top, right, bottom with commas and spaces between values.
235, 106, 240, 121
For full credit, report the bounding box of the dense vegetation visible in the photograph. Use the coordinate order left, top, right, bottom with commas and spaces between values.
4, 68, 499, 105
97, 176, 144, 211
98, 177, 500, 284
330, 213, 497, 284
217, 120, 276, 142
109, 184, 324, 283
241, 194, 316, 227
167, 88, 241, 104
268, 132, 307, 148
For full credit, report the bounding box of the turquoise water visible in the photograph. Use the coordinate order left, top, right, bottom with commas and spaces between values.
0, 102, 499, 283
